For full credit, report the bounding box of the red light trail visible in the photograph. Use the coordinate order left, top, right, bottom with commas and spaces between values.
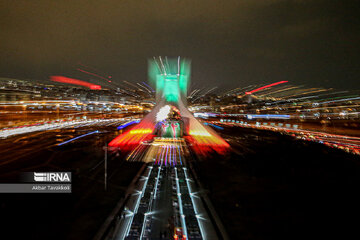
50, 76, 101, 90
77, 68, 113, 83
245, 81, 288, 94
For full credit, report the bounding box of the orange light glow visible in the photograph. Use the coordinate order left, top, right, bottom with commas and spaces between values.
129, 128, 153, 134
109, 120, 155, 151
187, 122, 229, 155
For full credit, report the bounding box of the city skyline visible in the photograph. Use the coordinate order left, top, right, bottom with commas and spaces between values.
1, 1, 360, 239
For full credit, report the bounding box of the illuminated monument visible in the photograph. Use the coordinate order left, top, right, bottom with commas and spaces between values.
149, 57, 190, 106
109, 57, 228, 156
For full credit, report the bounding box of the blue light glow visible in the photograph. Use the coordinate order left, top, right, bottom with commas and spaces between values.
247, 114, 290, 119
58, 130, 99, 146
117, 120, 140, 130
204, 122, 224, 130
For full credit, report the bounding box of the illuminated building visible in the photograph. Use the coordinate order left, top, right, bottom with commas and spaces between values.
109, 57, 229, 154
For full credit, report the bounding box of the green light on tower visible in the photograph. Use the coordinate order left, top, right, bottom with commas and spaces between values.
148, 57, 191, 105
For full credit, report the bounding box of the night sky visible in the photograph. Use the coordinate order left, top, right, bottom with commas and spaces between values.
0, 0, 359, 90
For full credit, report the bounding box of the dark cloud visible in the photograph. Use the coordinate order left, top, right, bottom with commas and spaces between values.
0, 0, 359, 90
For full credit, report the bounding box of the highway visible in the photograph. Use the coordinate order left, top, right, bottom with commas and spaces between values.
104, 138, 220, 240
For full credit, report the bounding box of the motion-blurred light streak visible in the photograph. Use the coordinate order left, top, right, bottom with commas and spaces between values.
0, 119, 117, 138
117, 120, 140, 130
245, 81, 288, 95
57, 130, 99, 146
50, 76, 101, 90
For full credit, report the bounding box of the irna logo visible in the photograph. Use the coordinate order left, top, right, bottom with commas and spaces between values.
34, 172, 71, 182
